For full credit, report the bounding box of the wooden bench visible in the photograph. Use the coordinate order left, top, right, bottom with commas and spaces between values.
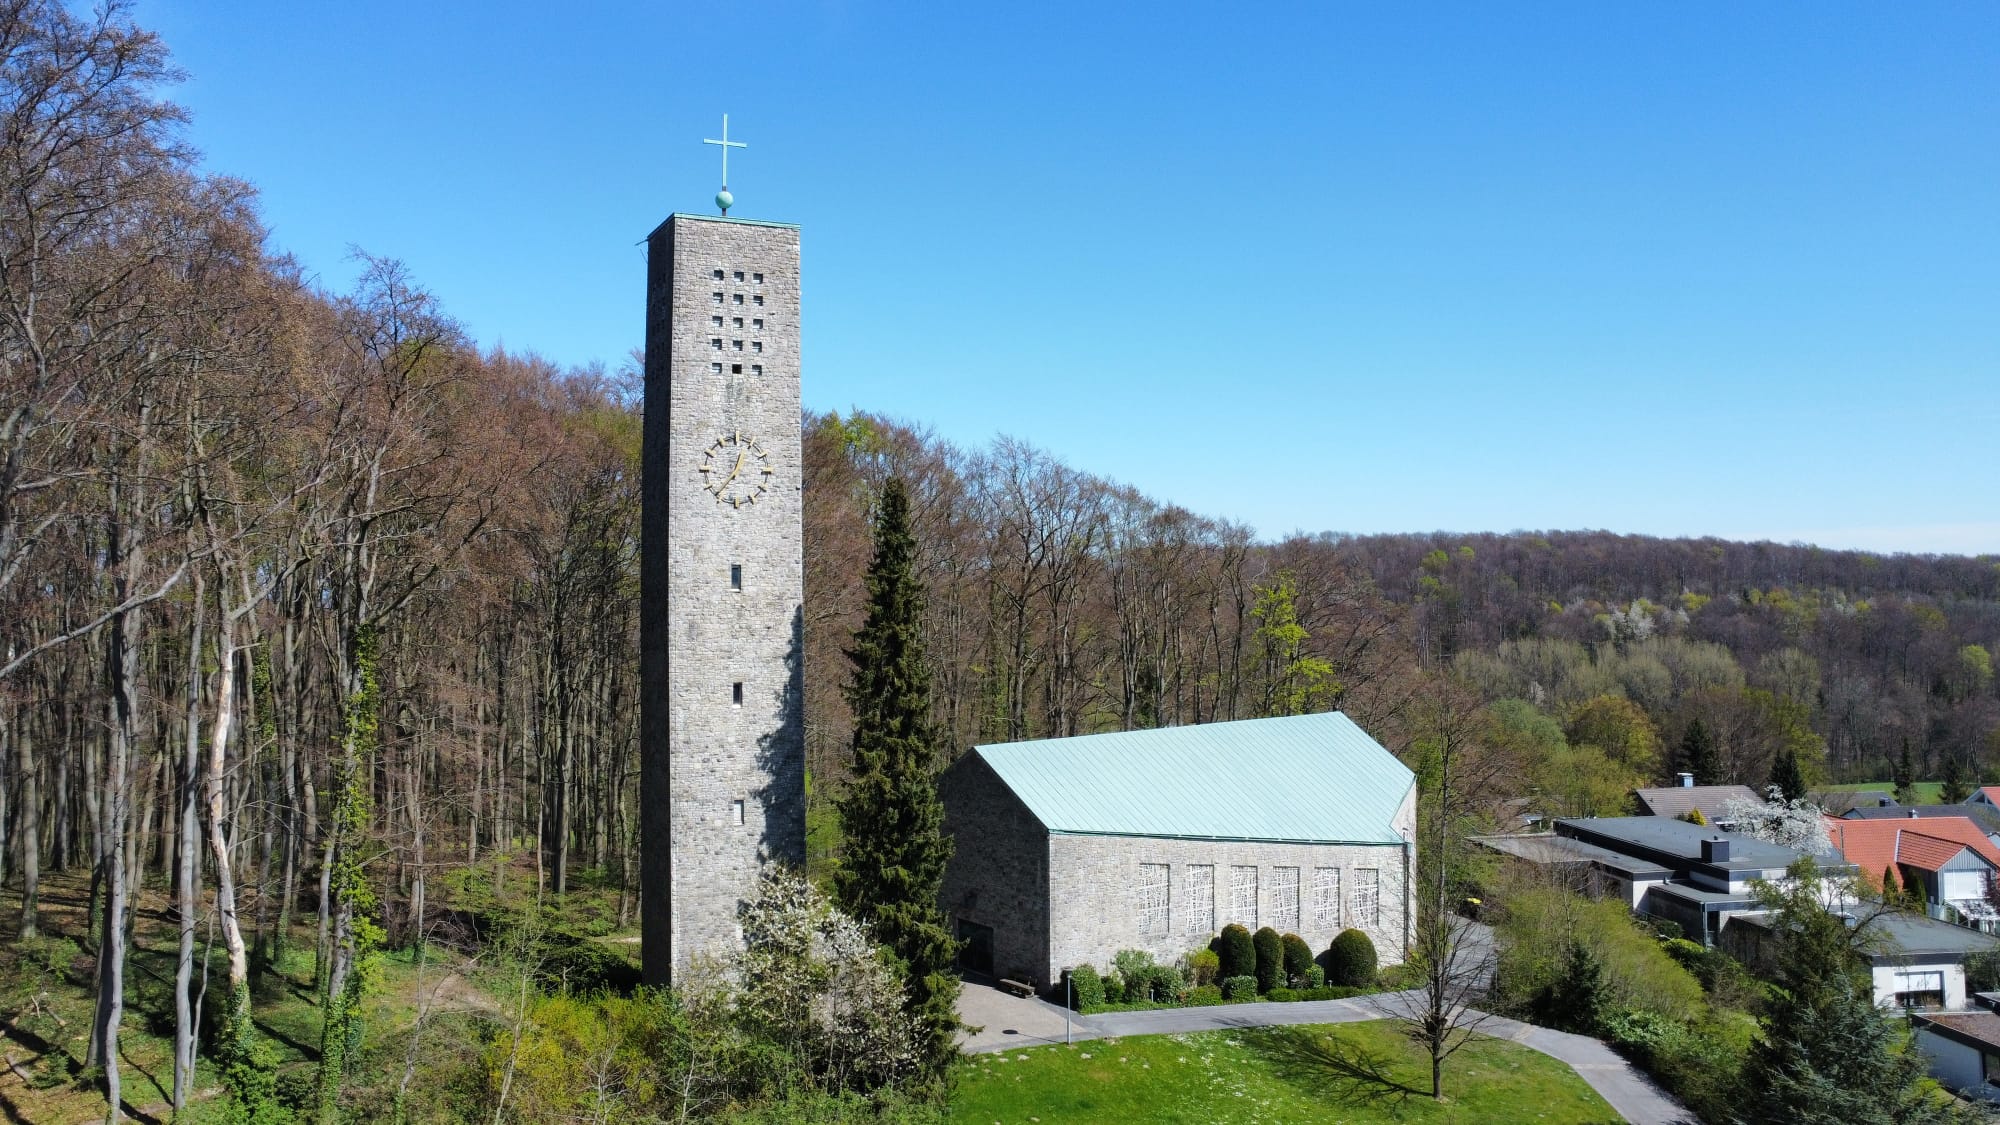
997, 978, 1036, 998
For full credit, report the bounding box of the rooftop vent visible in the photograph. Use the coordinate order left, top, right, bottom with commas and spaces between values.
1679, 772, 1694, 788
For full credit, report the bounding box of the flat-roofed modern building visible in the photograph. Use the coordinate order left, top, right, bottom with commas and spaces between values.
938, 712, 1415, 991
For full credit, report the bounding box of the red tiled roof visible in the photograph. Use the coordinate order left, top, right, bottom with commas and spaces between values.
1978, 787, 2000, 807
1824, 815, 2000, 883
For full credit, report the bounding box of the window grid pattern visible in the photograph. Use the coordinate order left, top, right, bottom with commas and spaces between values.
1352, 868, 1380, 928
1186, 865, 1215, 934
1312, 868, 1341, 931
1230, 865, 1259, 929
1272, 867, 1301, 933
1137, 864, 1170, 935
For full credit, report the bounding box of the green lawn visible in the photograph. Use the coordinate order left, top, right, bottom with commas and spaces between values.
954, 1020, 1619, 1124
1821, 780, 1947, 804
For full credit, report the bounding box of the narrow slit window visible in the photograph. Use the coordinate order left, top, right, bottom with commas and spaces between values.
731, 799, 745, 826
732, 682, 744, 706
729, 564, 742, 590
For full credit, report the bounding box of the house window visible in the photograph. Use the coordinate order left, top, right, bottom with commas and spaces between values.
1272, 867, 1300, 932
1983, 1050, 2000, 1087
1185, 865, 1215, 934
1352, 869, 1380, 928
1230, 865, 1258, 929
1137, 863, 1169, 935
1895, 970, 1945, 1011
1313, 868, 1341, 931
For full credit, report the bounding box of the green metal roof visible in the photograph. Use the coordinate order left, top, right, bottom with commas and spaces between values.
972, 712, 1413, 845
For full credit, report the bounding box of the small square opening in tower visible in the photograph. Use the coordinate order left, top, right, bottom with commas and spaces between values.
751, 341, 763, 353
729, 564, 742, 590
753, 295, 764, 306
732, 317, 743, 328
732, 293, 744, 305
712, 269, 723, 279
731, 363, 742, 374
733, 271, 744, 282
753, 272, 763, 283
710, 362, 722, 374
731, 682, 744, 707
731, 800, 745, 826
710, 338, 722, 350
751, 364, 763, 376
712, 292, 723, 305
733, 340, 743, 351
753, 318, 763, 329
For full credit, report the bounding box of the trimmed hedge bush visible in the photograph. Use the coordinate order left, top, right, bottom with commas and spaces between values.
1281, 932, 1315, 987
1253, 927, 1284, 993
1187, 984, 1224, 1006
1214, 923, 1256, 982
1128, 964, 1185, 1003
1222, 975, 1259, 1001
1326, 928, 1378, 988
1304, 963, 1325, 989
1064, 964, 1104, 1009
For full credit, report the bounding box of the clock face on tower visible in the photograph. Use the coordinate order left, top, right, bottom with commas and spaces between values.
697, 431, 774, 508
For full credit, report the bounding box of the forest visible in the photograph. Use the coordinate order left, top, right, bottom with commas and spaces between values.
3, 0, 1999, 1120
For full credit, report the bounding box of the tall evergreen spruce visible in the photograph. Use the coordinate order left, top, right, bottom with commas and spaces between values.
1679, 719, 1718, 785
1769, 746, 1806, 802
1893, 740, 1917, 805
834, 477, 962, 1080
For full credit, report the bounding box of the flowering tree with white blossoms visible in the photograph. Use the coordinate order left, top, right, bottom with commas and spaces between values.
1721, 796, 1831, 853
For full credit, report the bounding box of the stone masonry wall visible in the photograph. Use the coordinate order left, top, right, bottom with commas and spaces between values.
937, 754, 1049, 986
1045, 786, 1416, 987
642, 215, 806, 984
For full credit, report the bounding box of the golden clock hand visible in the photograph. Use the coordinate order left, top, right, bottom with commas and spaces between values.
719, 450, 747, 490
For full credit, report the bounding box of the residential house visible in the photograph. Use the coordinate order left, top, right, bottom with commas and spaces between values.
1912, 1011, 2000, 1104
1842, 802, 2000, 850
1723, 911, 1999, 1012
1631, 779, 1764, 827
1823, 815, 2000, 929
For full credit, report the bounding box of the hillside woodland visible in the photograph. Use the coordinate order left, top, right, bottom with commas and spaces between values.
3, 1, 1999, 1120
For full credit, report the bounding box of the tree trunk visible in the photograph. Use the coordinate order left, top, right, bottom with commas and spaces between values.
16, 706, 39, 939
173, 571, 206, 1114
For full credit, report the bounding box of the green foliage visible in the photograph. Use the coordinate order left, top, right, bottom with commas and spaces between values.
319, 624, 385, 1120
533, 929, 643, 995
1130, 964, 1184, 1004
1679, 718, 1719, 786
1252, 927, 1284, 994
1682, 807, 1708, 826
1064, 964, 1104, 1010
1280, 933, 1315, 987
1530, 943, 1607, 1035
1252, 570, 1339, 716
1894, 740, 1918, 805
1967, 950, 2000, 995
1186, 985, 1224, 1006
832, 477, 961, 1079
1304, 963, 1326, 989
1566, 695, 1661, 775
1221, 975, 1259, 1001
1325, 929, 1378, 988
1185, 947, 1220, 987
1735, 858, 1971, 1124
1213, 924, 1256, 982
1492, 883, 1704, 1022
1941, 753, 1971, 805
1112, 948, 1155, 986
1768, 746, 1807, 802
1599, 1008, 1752, 1124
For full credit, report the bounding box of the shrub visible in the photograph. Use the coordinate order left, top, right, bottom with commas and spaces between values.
1281, 933, 1315, 986
1100, 970, 1125, 1004
1064, 964, 1104, 1009
1304, 963, 1325, 989
1222, 975, 1259, 1001
1213, 923, 1255, 981
1135, 964, 1185, 1003
1187, 985, 1224, 1006
1252, 927, 1284, 993
1531, 942, 1607, 1034
1185, 947, 1221, 987
1112, 948, 1155, 983
1266, 987, 1299, 1002
1600, 1007, 1751, 1124
1326, 928, 1378, 988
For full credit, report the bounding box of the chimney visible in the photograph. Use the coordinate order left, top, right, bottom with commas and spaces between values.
1701, 836, 1731, 863
1910, 809, 1921, 819
1679, 772, 1694, 788
1879, 796, 1895, 807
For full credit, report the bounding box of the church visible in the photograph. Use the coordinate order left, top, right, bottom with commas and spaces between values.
938, 712, 1416, 991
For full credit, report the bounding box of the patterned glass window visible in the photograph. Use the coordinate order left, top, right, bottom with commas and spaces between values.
1272, 867, 1301, 932
1230, 865, 1259, 929
1186, 865, 1216, 934
1352, 868, 1380, 928
1312, 867, 1341, 931
1137, 863, 1170, 935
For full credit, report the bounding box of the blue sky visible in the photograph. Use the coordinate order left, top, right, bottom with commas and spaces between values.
143, 2, 1998, 554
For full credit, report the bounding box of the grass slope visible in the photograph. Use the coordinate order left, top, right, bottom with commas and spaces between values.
955, 1021, 1618, 1124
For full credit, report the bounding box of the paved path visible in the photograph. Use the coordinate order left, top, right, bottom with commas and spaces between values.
957, 983, 1688, 1124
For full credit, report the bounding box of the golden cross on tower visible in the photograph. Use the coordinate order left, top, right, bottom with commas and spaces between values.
704, 114, 746, 215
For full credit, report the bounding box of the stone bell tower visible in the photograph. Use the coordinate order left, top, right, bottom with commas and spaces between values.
640, 118, 805, 985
